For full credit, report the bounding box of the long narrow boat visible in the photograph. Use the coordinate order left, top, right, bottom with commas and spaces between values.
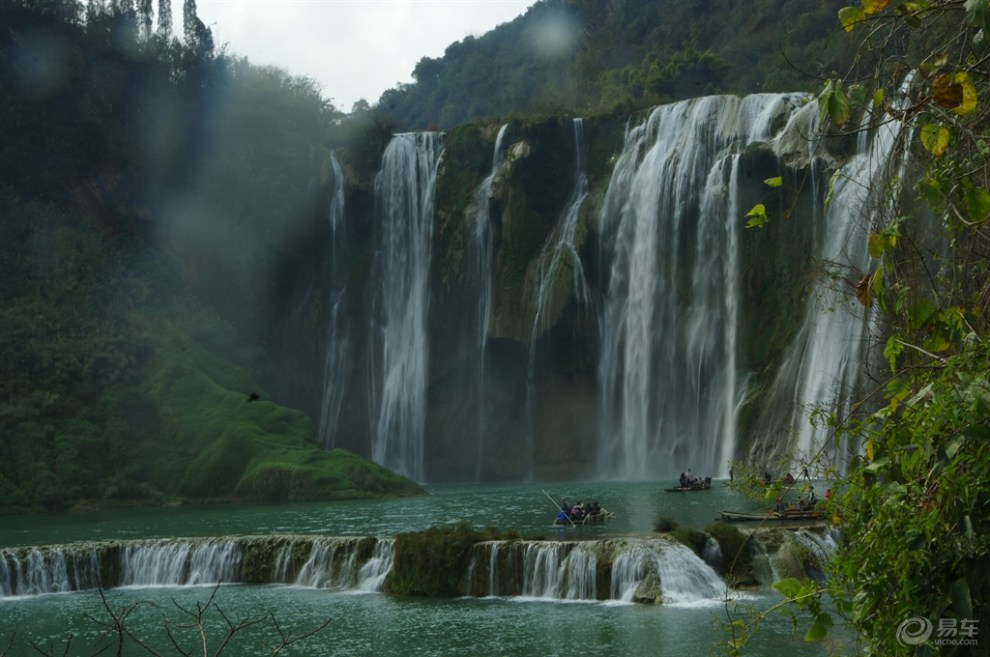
664, 484, 711, 492
719, 509, 823, 522
554, 510, 613, 526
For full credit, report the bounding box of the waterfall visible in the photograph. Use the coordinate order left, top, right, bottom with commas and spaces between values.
0, 536, 395, 598
526, 117, 590, 478
291, 539, 356, 589
753, 98, 912, 469
371, 132, 444, 482
598, 95, 804, 480
317, 152, 349, 448
702, 535, 724, 574
609, 538, 725, 604
356, 538, 395, 592
4, 533, 843, 603
749, 537, 780, 584
472, 124, 509, 481
519, 541, 597, 600
0, 546, 99, 597
119, 539, 242, 587
529, 118, 591, 339
328, 150, 345, 248
470, 537, 727, 604
317, 289, 349, 449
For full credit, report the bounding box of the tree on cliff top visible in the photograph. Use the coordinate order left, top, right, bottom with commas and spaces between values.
374, 0, 853, 130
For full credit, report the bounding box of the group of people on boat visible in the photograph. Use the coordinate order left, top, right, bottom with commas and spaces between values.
557, 498, 606, 524
773, 486, 820, 513
678, 470, 712, 489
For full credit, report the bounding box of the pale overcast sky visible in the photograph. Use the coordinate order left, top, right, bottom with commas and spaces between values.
187, 0, 538, 111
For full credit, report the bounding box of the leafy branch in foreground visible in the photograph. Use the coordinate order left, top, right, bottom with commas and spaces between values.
730, 0, 990, 655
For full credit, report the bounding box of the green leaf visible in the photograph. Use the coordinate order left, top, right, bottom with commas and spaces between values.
917, 176, 943, 211
923, 331, 950, 353
804, 612, 833, 641
884, 336, 905, 371
774, 578, 804, 599
838, 6, 866, 31
827, 87, 852, 125
764, 176, 783, 188
907, 298, 936, 329
872, 88, 885, 108
965, 186, 990, 223
864, 456, 890, 473
868, 233, 888, 258
824, 169, 843, 211
745, 203, 769, 228
848, 84, 867, 106
949, 579, 974, 619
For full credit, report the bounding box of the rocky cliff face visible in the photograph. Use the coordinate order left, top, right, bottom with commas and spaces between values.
270, 94, 875, 484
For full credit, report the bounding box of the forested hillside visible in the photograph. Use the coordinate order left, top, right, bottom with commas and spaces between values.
0, 0, 421, 510
376, 0, 854, 129
0, 0, 861, 511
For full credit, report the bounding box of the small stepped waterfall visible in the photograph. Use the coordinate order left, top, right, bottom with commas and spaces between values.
597, 94, 805, 479
1, 531, 833, 602
0, 536, 394, 598
471, 124, 510, 481
370, 133, 444, 482
466, 537, 731, 604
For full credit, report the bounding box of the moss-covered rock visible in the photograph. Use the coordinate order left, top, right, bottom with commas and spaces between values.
669, 527, 709, 557
704, 522, 758, 586
386, 525, 504, 597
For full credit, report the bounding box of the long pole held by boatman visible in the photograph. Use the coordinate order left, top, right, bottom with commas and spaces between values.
542, 489, 576, 527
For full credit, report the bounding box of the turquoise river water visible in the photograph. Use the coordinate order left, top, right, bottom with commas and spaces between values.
0, 480, 843, 656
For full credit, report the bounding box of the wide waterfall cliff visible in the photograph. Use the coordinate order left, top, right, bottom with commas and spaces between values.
274, 93, 887, 483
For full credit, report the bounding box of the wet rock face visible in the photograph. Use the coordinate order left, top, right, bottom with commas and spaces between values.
288, 97, 862, 484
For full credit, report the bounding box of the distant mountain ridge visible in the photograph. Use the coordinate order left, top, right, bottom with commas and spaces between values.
375, 0, 852, 130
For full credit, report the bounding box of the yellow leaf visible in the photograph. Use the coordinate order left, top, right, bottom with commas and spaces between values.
744, 203, 768, 228
861, 0, 891, 14
932, 72, 979, 115
953, 71, 978, 115
764, 176, 783, 188
920, 123, 950, 157
866, 438, 875, 461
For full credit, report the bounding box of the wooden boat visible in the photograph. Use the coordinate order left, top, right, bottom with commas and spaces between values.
664, 483, 711, 492
718, 509, 823, 522
554, 510, 613, 526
